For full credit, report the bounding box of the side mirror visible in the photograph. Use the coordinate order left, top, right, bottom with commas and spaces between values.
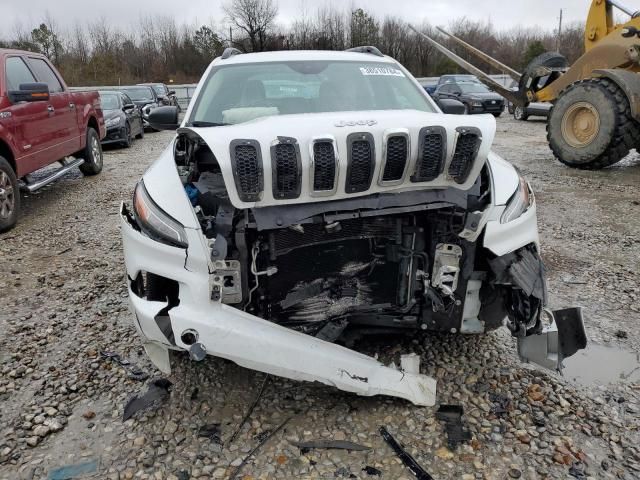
437, 98, 467, 115
453, 91, 461, 96
167, 90, 176, 96
123, 104, 136, 112
8, 83, 50, 103
148, 106, 179, 130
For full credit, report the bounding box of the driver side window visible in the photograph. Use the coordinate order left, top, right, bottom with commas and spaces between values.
5, 57, 36, 91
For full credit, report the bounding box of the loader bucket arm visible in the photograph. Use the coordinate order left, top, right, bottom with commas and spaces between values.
436, 27, 522, 82
408, 24, 527, 107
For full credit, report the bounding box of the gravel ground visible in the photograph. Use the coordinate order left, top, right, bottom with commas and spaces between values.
1, 116, 640, 480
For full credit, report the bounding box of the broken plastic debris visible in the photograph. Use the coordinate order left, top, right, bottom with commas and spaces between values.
291, 439, 371, 452
400, 353, 421, 374
362, 465, 383, 476
47, 459, 98, 479
379, 426, 434, 480
198, 423, 222, 444
436, 405, 472, 449
122, 378, 172, 421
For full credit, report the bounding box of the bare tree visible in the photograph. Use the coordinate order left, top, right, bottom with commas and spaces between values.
224, 0, 278, 52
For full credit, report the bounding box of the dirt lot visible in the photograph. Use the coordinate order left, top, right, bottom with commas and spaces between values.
1, 115, 640, 480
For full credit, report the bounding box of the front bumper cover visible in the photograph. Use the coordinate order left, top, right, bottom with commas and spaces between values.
120, 203, 437, 406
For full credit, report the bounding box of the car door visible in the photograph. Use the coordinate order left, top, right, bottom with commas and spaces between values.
4, 55, 51, 176
25, 56, 78, 160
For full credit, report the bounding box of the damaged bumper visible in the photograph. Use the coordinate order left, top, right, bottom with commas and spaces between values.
120, 203, 437, 406
517, 307, 587, 371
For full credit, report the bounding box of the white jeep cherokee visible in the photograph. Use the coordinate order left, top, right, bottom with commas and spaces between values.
120, 47, 586, 406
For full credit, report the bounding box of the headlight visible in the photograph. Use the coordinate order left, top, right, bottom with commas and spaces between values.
105, 117, 121, 128
472, 101, 483, 107
133, 181, 188, 247
501, 176, 533, 224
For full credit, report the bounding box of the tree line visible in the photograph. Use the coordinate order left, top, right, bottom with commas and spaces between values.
0, 0, 586, 86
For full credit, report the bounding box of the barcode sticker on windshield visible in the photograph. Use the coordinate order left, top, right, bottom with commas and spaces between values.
359, 66, 405, 77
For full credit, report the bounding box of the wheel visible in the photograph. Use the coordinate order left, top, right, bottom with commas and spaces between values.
121, 123, 133, 148
78, 127, 103, 176
547, 78, 640, 169
519, 52, 568, 98
0, 156, 19, 232
514, 106, 529, 121
492, 112, 502, 118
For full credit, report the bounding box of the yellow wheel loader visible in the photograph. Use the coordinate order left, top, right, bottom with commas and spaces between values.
411, 0, 640, 169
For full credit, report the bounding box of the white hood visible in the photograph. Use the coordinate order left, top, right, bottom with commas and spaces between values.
182, 109, 497, 209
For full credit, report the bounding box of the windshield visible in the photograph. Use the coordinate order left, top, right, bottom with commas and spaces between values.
189, 60, 435, 126
99, 93, 120, 110
121, 87, 154, 101
152, 85, 167, 95
459, 83, 491, 94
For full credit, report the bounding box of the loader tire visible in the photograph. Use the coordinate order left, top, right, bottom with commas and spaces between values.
519, 52, 568, 100
547, 78, 640, 169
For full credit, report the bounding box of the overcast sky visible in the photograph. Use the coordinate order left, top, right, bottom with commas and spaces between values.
1, 0, 593, 35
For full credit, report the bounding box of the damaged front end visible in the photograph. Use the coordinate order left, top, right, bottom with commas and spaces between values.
120, 110, 586, 407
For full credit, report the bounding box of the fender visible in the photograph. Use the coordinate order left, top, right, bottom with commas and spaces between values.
593, 68, 640, 121
0, 121, 18, 172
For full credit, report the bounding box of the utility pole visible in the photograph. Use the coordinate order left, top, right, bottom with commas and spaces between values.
557, 9, 563, 53
229, 26, 233, 47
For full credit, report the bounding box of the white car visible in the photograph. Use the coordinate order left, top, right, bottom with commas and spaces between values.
120, 47, 585, 406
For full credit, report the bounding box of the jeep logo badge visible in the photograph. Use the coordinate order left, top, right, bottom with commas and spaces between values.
335, 119, 377, 127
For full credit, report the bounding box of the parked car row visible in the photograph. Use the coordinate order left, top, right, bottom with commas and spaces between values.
423, 74, 505, 117
98, 83, 179, 148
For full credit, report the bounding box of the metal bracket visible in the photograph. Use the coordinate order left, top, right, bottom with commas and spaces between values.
211, 260, 242, 304
432, 244, 463, 296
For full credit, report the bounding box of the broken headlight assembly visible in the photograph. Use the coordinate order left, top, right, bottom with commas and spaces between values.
133, 180, 188, 248
501, 175, 532, 224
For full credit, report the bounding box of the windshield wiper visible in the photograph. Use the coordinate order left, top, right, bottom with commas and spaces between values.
188, 121, 230, 127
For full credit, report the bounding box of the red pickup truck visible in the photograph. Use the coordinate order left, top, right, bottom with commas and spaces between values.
0, 49, 105, 232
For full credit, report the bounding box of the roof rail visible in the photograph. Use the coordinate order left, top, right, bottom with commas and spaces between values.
345, 46, 384, 57
221, 47, 243, 60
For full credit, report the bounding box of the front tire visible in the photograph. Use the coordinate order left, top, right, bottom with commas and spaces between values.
547, 78, 640, 169
0, 156, 19, 232
514, 106, 529, 121
78, 128, 103, 176
492, 112, 502, 118
121, 123, 133, 148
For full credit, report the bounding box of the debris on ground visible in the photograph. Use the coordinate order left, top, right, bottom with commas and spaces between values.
334, 466, 356, 478
489, 392, 511, 417
122, 378, 172, 421
616, 330, 629, 339
47, 459, 98, 479
379, 426, 434, 480
362, 465, 383, 476
291, 439, 371, 452
568, 462, 587, 479
198, 423, 222, 447
435, 405, 472, 449
229, 413, 297, 480
101, 350, 149, 381
228, 374, 270, 445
